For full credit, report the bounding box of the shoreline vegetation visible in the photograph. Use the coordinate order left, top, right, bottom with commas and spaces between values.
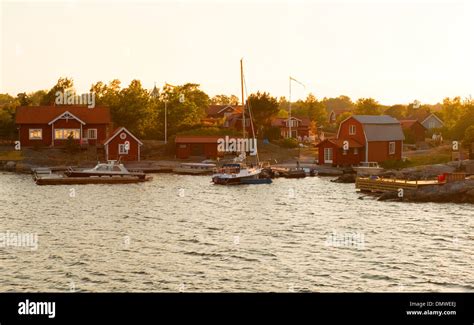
1, 78, 473, 203
1, 142, 473, 204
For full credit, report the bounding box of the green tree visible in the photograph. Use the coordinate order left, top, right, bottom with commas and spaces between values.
440, 97, 463, 130
354, 98, 381, 115
463, 125, 474, 148
247, 92, 279, 136
113, 80, 151, 137
384, 104, 407, 119
41, 77, 75, 105
322, 95, 354, 112
155, 83, 210, 140
210, 94, 239, 105
0, 94, 19, 138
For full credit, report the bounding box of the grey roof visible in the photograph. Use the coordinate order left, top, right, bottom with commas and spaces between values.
352, 115, 400, 124
352, 115, 405, 141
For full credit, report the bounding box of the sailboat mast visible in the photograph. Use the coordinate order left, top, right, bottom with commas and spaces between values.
240, 59, 246, 139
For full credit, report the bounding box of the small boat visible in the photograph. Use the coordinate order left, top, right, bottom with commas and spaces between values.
211, 59, 272, 186
352, 162, 384, 176
212, 162, 271, 185
65, 160, 147, 179
173, 162, 217, 175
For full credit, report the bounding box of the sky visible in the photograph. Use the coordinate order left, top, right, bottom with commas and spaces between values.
1, 0, 473, 105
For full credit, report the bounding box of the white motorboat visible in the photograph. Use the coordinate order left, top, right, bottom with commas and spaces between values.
173, 162, 217, 175
65, 160, 146, 179
352, 162, 384, 176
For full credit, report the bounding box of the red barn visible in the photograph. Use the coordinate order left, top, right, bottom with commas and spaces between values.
15, 105, 111, 147
399, 119, 426, 143
104, 127, 143, 161
316, 115, 404, 166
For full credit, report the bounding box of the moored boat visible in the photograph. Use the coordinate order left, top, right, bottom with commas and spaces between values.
212, 162, 271, 185
65, 160, 146, 179
353, 162, 384, 176
173, 162, 217, 175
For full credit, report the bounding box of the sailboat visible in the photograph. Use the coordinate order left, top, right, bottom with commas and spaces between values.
211, 59, 272, 185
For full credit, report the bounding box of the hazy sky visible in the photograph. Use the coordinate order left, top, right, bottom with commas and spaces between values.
1, 0, 473, 105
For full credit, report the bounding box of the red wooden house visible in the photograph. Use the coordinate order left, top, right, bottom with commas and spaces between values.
15, 105, 111, 147
399, 119, 426, 143
104, 127, 143, 161
202, 104, 251, 134
316, 115, 404, 166
175, 135, 222, 159
271, 117, 310, 138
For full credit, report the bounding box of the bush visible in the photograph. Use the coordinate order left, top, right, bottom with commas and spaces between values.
278, 138, 299, 148
380, 159, 410, 170
263, 126, 282, 140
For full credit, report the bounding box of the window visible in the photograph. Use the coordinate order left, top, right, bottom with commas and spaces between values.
389, 142, 396, 155
119, 144, 128, 154
324, 148, 333, 163
54, 129, 80, 140
29, 129, 42, 140
429, 121, 435, 129
354, 148, 359, 155
179, 144, 187, 149
87, 129, 97, 139
342, 149, 347, 155
349, 125, 356, 135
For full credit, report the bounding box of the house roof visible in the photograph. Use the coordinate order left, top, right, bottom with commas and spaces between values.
175, 135, 223, 144
342, 115, 405, 141
421, 113, 444, 125
15, 105, 111, 124
352, 115, 399, 124
315, 138, 363, 148
104, 127, 143, 146
206, 105, 243, 117
399, 119, 426, 130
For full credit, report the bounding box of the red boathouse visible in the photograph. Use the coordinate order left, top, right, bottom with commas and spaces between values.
104, 127, 143, 161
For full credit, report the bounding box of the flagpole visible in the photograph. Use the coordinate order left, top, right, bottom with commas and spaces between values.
288, 76, 292, 139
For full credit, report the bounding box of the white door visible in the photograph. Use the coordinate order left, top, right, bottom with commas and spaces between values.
324, 148, 333, 163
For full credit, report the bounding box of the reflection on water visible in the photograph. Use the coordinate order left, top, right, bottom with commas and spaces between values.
0, 172, 473, 292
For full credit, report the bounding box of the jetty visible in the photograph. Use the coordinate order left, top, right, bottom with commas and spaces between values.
34, 175, 153, 186
356, 177, 436, 193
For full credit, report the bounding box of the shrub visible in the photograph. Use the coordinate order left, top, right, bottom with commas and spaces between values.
278, 138, 299, 148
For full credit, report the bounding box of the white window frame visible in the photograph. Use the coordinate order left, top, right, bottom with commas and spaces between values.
429, 121, 435, 129
54, 128, 80, 140
29, 128, 42, 140
119, 143, 129, 154
324, 148, 333, 163
349, 125, 356, 135
87, 129, 97, 139
389, 142, 396, 155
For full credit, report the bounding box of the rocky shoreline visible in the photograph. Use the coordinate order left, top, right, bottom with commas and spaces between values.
377, 179, 474, 204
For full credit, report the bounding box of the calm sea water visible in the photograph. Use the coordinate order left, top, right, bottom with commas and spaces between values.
0, 172, 472, 292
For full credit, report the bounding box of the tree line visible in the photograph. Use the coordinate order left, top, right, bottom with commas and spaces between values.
0, 77, 473, 146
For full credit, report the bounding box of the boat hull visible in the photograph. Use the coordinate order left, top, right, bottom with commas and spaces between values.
66, 171, 146, 178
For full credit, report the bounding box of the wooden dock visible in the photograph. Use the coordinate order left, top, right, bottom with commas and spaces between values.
356, 177, 438, 193
34, 175, 153, 185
